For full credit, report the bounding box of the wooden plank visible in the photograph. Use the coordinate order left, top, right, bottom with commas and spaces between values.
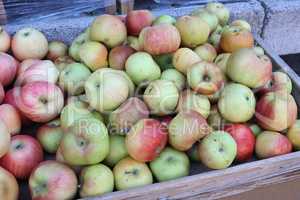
118, 0, 135, 14
0, 0, 7, 25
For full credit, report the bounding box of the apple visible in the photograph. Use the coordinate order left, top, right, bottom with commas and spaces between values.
0, 135, 43, 179
230, 19, 252, 32
126, 10, 154, 36
255, 131, 292, 159
186, 143, 201, 162
139, 24, 181, 55
199, 131, 237, 169
126, 36, 142, 51
226, 48, 272, 88
176, 89, 211, 118
287, 120, 300, 150
207, 105, 227, 130
125, 52, 161, 85
253, 46, 265, 56
168, 110, 211, 151
108, 97, 149, 135
0, 26, 11, 52
187, 61, 225, 95
0, 120, 10, 158
0, 83, 4, 104
54, 55, 74, 72
172, 48, 202, 75
160, 69, 186, 91
47, 41, 68, 61
258, 71, 292, 95
113, 157, 153, 191
191, 9, 219, 32
60, 118, 109, 165
18, 81, 64, 123
0, 52, 18, 86
0, 104, 21, 135
125, 119, 168, 162
153, 53, 174, 70
205, 2, 230, 26
104, 135, 128, 167
150, 147, 190, 182
59, 62, 91, 95
248, 124, 262, 137
153, 15, 176, 25
37, 119, 63, 153
12, 28, 48, 60
255, 91, 297, 131
109, 45, 135, 70
224, 124, 255, 162
218, 83, 256, 122
17, 59, 42, 76
29, 161, 78, 200
90, 14, 127, 48
79, 41, 108, 71
194, 43, 217, 62
0, 167, 19, 200
209, 25, 222, 51
214, 53, 231, 73
160, 115, 173, 128
175, 15, 210, 48
69, 30, 90, 61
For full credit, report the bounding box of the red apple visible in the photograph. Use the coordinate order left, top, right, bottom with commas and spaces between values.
126, 10, 154, 36
224, 124, 255, 162
0, 82, 4, 104
0, 135, 43, 179
17, 59, 42, 76
0, 166, 19, 200
0, 104, 21, 135
0, 26, 11, 52
109, 45, 135, 70
125, 119, 168, 162
0, 52, 19, 86
0, 120, 10, 158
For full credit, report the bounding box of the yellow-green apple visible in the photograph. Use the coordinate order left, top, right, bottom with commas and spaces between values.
0, 135, 43, 179
172, 47, 201, 74
144, 80, 179, 115
126, 36, 142, 51
186, 143, 200, 162
90, 14, 127, 48
187, 61, 225, 95
153, 15, 176, 25
209, 25, 222, 51
79, 41, 108, 71
194, 43, 217, 62
287, 120, 300, 150
218, 83, 256, 122
125, 119, 168, 162
255, 131, 292, 159
150, 147, 190, 182
248, 124, 262, 137
175, 15, 210, 48
207, 105, 227, 130
224, 124, 255, 162
0, 26, 11, 52
60, 118, 109, 165
54, 55, 74, 72
258, 71, 292, 95
0, 83, 3, 103
108, 97, 149, 135
37, 119, 63, 153
0, 52, 18, 86
0, 167, 18, 200
176, 89, 211, 118
199, 131, 237, 169
59, 62, 91, 95
168, 110, 211, 151
160, 69, 186, 91
191, 9, 219, 32
253, 46, 264, 56
12, 28, 48, 60
108, 45, 135, 70
214, 53, 231, 73
55, 146, 83, 174
0, 104, 21, 135
85, 68, 130, 113
206, 85, 224, 104
220, 26, 254, 53
69, 30, 90, 61
226, 48, 272, 88
79, 164, 114, 198
29, 161, 78, 200
153, 53, 174, 70
125, 52, 161, 85
126, 10, 154, 36
0, 120, 10, 158
255, 91, 297, 131
113, 157, 153, 190
139, 24, 181, 55
104, 135, 128, 167
18, 81, 64, 123
47, 41, 67, 61
230, 19, 251, 31
17, 59, 42, 76
205, 2, 230, 25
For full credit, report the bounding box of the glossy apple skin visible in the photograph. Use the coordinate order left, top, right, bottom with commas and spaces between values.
139, 24, 181, 55
0, 166, 19, 200
47, 41, 67, 61
19, 81, 64, 123
0, 120, 10, 158
172, 48, 201, 75
0, 52, 19, 86
0, 27, 11, 52
126, 10, 154, 36
255, 131, 292, 159
17, 59, 42, 76
125, 119, 168, 162
109, 45, 135, 70
0, 104, 21, 135
0, 83, 4, 104
287, 120, 300, 150
29, 161, 78, 200
224, 124, 255, 162
0, 135, 43, 179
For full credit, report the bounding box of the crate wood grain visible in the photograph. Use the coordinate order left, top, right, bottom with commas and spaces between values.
82, 35, 300, 200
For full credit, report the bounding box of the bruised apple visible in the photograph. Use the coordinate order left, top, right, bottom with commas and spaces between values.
126, 10, 154, 36
173, 48, 201, 74
109, 45, 135, 70
0, 26, 11, 52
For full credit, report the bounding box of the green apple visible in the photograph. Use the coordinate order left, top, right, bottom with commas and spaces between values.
150, 147, 190, 182
218, 83, 256, 122
186, 143, 200, 162
194, 43, 217, 62
214, 53, 231, 73
230, 19, 251, 32
208, 25, 222, 50
69, 30, 90, 61
249, 124, 262, 137
191, 9, 219, 32
79, 164, 114, 198
173, 48, 201, 75
287, 120, 300, 150
199, 131, 237, 169
153, 15, 176, 25
126, 36, 142, 51
160, 69, 186, 91
207, 105, 227, 130
113, 157, 153, 191
104, 135, 128, 167
205, 2, 230, 26
153, 53, 174, 70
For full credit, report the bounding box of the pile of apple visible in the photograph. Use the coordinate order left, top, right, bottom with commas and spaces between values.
0, 2, 299, 199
